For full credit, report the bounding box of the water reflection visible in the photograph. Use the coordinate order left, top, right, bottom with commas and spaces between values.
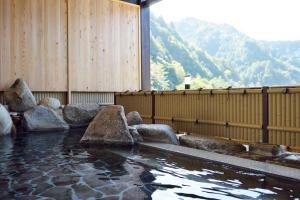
0, 130, 299, 199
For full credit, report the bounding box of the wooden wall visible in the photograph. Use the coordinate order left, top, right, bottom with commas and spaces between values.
69, 0, 140, 92
0, 0, 68, 91
0, 0, 140, 92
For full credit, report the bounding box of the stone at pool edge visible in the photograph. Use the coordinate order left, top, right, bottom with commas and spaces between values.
249, 143, 286, 157
80, 105, 134, 145
4, 78, 37, 112
128, 126, 143, 144
132, 124, 179, 145
179, 135, 245, 154
63, 104, 102, 128
23, 105, 69, 132
126, 111, 143, 126
0, 104, 13, 136
39, 97, 61, 110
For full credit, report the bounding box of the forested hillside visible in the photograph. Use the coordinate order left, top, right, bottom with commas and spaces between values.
150, 15, 300, 89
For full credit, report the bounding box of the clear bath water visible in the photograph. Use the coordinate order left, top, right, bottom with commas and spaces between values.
0, 129, 299, 200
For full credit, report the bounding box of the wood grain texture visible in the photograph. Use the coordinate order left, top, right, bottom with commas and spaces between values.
68, 0, 140, 92
0, 0, 68, 91
0, 0, 140, 92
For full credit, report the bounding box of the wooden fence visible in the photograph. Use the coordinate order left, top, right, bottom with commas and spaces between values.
0, 91, 114, 105
115, 86, 300, 148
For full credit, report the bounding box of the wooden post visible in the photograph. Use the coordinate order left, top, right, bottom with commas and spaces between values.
114, 92, 117, 105
262, 87, 269, 143
152, 91, 155, 124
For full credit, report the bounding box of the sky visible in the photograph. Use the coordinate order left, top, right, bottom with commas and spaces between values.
151, 0, 300, 41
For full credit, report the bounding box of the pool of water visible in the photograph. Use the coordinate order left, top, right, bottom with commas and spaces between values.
0, 129, 299, 200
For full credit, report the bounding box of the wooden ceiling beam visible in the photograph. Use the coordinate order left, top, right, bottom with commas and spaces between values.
121, 0, 162, 7
140, 0, 162, 7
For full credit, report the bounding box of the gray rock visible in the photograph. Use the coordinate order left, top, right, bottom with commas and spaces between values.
39, 97, 61, 110
80, 105, 133, 145
0, 104, 13, 136
56, 109, 63, 117
132, 124, 179, 145
3, 105, 9, 112
280, 152, 300, 161
249, 143, 286, 157
123, 187, 147, 200
52, 175, 79, 186
63, 104, 101, 127
23, 105, 69, 132
128, 126, 143, 144
179, 135, 246, 154
41, 186, 72, 200
126, 111, 143, 126
4, 79, 37, 112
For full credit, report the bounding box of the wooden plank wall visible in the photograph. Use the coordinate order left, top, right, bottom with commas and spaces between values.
0, 0, 68, 91
68, 0, 140, 92
0, 0, 140, 93
33, 92, 68, 105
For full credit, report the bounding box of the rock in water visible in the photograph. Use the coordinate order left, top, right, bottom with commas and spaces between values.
179, 135, 245, 154
23, 106, 69, 132
4, 79, 37, 112
249, 143, 286, 157
39, 97, 61, 110
132, 124, 179, 145
3, 105, 9, 112
126, 111, 143, 126
0, 104, 13, 136
63, 104, 102, 127
128, 126, 143, 144
80, 105, 133, 145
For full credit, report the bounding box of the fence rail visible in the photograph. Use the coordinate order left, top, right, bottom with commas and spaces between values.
0, 91, 115, 106
115, 86, 300, 148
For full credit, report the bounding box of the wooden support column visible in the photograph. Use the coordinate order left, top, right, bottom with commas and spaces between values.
262, 87, 269, 143
140, 5, 151, 90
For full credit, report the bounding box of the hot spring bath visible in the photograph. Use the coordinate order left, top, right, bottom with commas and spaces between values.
0, 129, 299, 199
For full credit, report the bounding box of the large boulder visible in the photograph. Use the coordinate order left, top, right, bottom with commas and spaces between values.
0, 104, 13, 135
23, 105, 69, 132
126, 111, 143, 126
39, 97, 61, 110
132, 124, 179, 145
80, 105, 133, 145
4, 79, 37, 112
179, 135, 245, 154
63, 104, 102, 128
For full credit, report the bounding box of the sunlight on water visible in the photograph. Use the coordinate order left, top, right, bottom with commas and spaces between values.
149, 167, 275, 199
0, 130, 299, 199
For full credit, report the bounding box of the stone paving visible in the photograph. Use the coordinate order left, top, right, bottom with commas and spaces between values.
0, 131, 154, 200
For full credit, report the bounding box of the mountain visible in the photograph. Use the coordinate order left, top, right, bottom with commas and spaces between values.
150, 16, 235, 90
150, 15, 300, 89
